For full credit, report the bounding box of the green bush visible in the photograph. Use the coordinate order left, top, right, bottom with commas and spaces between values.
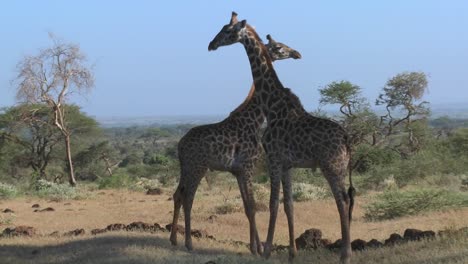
126, 164, 157, 178
97, 173, 136, 189
214, 202, 242, 215
364, 188, 468, 221
292, 183, 329, 202
0, 182, 18, 199
34, 179, 83, 200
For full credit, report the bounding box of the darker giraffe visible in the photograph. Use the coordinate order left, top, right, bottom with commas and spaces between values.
170, 33, 301, 255
208, 12, 355, 264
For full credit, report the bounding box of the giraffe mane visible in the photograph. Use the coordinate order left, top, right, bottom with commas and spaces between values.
245, 24, 274, 68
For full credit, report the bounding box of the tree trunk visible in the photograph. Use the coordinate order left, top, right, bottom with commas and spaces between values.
64, 133, 76, 186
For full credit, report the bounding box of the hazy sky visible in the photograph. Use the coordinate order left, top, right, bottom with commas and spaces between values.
1, 1, 467, 117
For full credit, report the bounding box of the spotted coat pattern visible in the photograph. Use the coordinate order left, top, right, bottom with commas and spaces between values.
207, 12, 354, 264
170, 34, 302, 255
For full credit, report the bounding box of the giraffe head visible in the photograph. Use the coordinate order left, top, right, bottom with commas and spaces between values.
266, 34, 302, 61
208, 12, 247, 51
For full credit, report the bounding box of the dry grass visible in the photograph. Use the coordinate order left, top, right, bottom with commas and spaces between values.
0, 182, 467, 263
0, 231, 466, 264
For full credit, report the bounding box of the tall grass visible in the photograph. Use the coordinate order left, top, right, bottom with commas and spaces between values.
34, 179, 84, 200
0, 182, 18, 199
364, 188, 468, 221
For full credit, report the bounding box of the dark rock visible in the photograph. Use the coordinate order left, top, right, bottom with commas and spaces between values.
421, 230, 436, 240
31, 204, 40, 208
126, 221, 154, 232
231, 240, 249, 248
63, 228, 85, 236
403, 228, 435, 241
351, 239, 366, 251
385, 233, 405, 246
146, 188, 163, 195
2, 208, 14, 213
63, 228, 86, 236
106, 223, 126, 231
154, 223, 165, 231
167, 197, 173, 201
366, 239, 383, 248
320, 238, 332, 247
63, 203, 71, 206
31, 249, 39, 255
35, 207, 55, 212
165, 223, 185, 234
272, 244, 289, 252
403, 228, 423, 241
91, 228, 107, 235
326, 239, 342, 250
295, 228, 323, 250
191, 229, 209, 238
1, 226, 36, 237
205, 261, 216, 264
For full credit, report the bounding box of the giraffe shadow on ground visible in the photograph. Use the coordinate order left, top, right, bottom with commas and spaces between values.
0, 234, 248, 264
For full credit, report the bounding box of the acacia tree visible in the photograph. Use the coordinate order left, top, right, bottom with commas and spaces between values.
0, 104, 100, 181
0, 105, 61, 178
319, 72, 430, 171
14, 35, 94, 186
375, 72, 430, 154
319, 81, 379, 147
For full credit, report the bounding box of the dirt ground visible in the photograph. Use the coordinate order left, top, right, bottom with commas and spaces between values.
0, 185, 467, 264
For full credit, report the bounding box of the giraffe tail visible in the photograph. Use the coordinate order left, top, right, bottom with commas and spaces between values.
346, 142, 356, 224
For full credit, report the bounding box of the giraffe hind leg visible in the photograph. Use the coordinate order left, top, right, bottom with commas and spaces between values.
281, 167, 297, 260
182, 166, 207, 251
322, 166, 352, 264
234, 168, 261, 255
262, 162, 282, 259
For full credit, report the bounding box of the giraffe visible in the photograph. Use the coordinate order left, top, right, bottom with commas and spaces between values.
208, 12, 355, 264
170, 35, 301, 255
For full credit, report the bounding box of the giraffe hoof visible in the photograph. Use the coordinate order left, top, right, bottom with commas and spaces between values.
288, 248, 297, 261
185, 243, 193, 251
262, 245, 272, 259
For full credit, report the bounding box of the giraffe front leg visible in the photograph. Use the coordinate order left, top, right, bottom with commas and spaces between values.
235, 169, 259, 255
263, 163, 282, 259
281, 167, 297, 260
244, 170, 263, 255
170, 184, 183, 246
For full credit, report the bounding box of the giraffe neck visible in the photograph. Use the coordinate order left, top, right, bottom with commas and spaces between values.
227, 83, 264, 126
240, 25, 304, 123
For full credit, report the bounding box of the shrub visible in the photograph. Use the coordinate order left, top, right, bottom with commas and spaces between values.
292, 183, 329, 202
0, 182, 18, 199
130, 178, 161, 192
34, 179, 83, 200
364, 188, 468, 221
97, 173, 136, 189
252, 183, 269, 202
214, 202, 242, 215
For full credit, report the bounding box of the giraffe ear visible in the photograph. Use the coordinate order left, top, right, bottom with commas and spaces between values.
239, 20, 247, 28
266, 34, 276, 44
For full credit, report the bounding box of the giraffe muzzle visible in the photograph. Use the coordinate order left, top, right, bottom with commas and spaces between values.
208, 41, 218, 51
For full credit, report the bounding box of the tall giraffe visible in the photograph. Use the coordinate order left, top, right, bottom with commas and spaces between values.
170, 35, 301, 255
208, 12, 355, 264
